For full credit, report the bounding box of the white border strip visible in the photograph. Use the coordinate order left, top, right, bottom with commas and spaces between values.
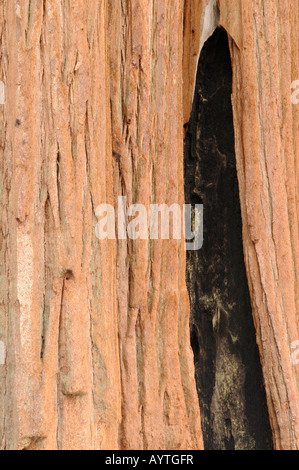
0, 80, 5, 105
0, 341, 5, 365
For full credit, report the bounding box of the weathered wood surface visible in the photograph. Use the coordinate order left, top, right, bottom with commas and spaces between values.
0, 0, 202, 450
0, 0, 298, 450
184, 0, 299, 450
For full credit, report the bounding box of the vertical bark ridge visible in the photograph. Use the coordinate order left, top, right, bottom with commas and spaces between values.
0, 0, 203, 450
108, 0, 203, 450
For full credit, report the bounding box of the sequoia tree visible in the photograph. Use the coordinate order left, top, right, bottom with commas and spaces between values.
0, 0, 298, 451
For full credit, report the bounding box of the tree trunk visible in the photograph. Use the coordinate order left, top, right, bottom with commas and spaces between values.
184, 0, 299, 450
0, 0, 298, 451
0, 0, 202, 451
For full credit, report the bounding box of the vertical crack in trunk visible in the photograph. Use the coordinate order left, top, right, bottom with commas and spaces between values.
184, 27, 273, 450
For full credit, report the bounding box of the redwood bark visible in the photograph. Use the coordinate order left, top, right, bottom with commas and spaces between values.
0, 0, 298, 451
0, 0, 202, 450
184, 0, 299, 450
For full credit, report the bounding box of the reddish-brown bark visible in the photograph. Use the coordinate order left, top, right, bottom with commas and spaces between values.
0, 0, 298, 450
184, 0, 299, 450
0, 0, 202, 450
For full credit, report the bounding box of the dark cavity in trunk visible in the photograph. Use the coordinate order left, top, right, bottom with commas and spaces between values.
184, 27, 273, 450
